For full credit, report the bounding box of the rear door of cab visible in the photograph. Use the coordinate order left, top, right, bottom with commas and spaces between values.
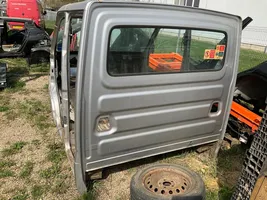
74, 1, 242, 192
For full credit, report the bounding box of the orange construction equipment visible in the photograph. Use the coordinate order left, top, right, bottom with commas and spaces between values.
149, 53, 183, 72
230, 101, 262, 133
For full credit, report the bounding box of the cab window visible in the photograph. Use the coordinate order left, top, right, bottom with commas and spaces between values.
108, 27, 226, 76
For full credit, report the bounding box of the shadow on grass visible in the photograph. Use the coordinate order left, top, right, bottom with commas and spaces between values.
2, 59, 50, 92
102, 148, 197, 180
217, 144, 248, 200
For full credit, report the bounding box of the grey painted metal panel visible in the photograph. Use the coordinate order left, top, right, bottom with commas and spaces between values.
51, 1, 242, 193
77, 2, 241, 174
98, 85, 223, 112
98, 120, 216, 155
113, 102, 212, 132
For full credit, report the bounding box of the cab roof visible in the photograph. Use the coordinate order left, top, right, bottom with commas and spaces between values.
58, 0, 240, 20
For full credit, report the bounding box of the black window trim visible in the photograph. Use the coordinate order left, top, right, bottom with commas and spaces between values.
106, 25, 228, 77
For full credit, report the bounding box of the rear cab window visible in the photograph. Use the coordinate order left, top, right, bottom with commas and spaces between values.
108, 27, 226, 76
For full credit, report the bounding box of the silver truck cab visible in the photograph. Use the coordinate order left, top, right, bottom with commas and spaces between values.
49, 0, 242, 193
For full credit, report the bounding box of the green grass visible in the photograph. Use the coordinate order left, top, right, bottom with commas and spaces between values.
9, 80, 26, 90
157, 34, 267, 72
30, 63, 50, 73
219, 186, 235, 200
1, 58, 28, 68
0, 95, 11, 112
47, 143, 66, 164
19, 99, 52, 131
31, 185, 46, 199
76, 190, 97, 200
0, 169, 15, 178
39, 164, 61, 179
19, 161, 34, 178
0, 58, 49, 93
43, 83, 49, 90
8, 66, 29, 75
206, 190, 219, 200
51, 176, 69, 194
2, 141, 28, 157
0, 106, 9, 112
239, 48, 267, 72
0, 160, 15, 168
45, 20, 55, 35
12, 190, 29, 200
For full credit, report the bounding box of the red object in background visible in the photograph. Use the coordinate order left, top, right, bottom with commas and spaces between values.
149, 53, 183, 72
7, 0, 45, 29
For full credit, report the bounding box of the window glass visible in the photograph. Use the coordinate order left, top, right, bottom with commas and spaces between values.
69, 17, 83, 82
56, 19, 65, 52
56, 18, 82, 52
108, 27, 226, 76
70, 18, 82, 52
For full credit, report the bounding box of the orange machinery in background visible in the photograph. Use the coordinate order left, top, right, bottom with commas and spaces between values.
149, 53, 262, 134
230, 101, 262, 133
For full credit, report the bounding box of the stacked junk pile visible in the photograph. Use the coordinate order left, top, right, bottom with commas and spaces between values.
232, 98, 267, 200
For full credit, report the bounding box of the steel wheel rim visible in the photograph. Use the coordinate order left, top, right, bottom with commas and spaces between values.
142, 167, 192, 196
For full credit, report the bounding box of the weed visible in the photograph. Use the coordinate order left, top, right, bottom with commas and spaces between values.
31, 185, 45, 199
199, 157, 217, 178
51, 178, 69, 194
20, 161, 34, 178
2, 58, 28, 68
2, 141, 27, 157
35, 115, 52, 130
0, 106, 9, 112
77, 191, 96, 200
76, 182, 102, 200
218, 145, 245, 172
12, 189, 29, 200
206, 190, 219, 200
43, 83, 49, 90
5, 109, 18, 121
0, 169, 15, 178
219, 186, 234, 200
8, 66, 29, 75
127, 167, 137, 174
0, 96, 11, 112
0, 159, 15, 168
40, 164, 61, 179
47, 143, 66, 164
30, 64, 50, 73
19, 99, 52, 131
6, 80, 26, 92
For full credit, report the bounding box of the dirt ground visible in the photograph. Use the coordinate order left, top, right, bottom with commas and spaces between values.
0, 59, 246, 200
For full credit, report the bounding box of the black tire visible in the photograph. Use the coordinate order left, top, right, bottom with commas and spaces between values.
130, 164, 205, 200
